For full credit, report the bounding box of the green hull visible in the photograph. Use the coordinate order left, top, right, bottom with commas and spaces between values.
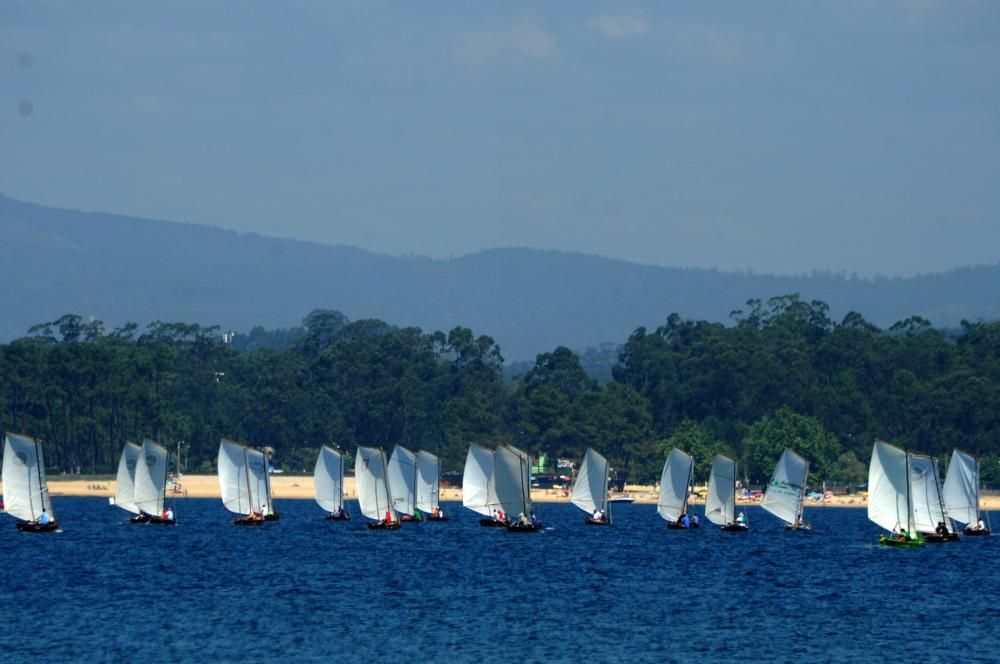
879, 534, 925, 548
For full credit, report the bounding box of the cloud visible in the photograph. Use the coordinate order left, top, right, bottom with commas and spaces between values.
589, 11, 650, 39
457, 18, 558, 65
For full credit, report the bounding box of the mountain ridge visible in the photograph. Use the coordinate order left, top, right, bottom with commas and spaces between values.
2, 194, 998, 360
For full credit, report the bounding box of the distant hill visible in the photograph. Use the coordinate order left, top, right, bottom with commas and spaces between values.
2, 194, 999, 360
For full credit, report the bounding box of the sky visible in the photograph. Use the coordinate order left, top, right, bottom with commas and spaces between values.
1, 1, 998, 276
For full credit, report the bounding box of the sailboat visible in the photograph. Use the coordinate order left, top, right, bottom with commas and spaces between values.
356, 446, 400, 530
706, 454, 747, 531
761, 448, 811, 531
868, 440, 923, 547
109, 441, 143, 522
387, 445, 420, 522
463, 443, 505, 527
416, 451, 448, 521
495, 444, 541, 532
658, 447, 696, 529
315, 445, 349, 520
571, 447, 611, 525
909, 454, 958, 542
133, 439, 175, 525
218, 439, 266, 526
943, 449, 990, 536
2, 433, 58, 532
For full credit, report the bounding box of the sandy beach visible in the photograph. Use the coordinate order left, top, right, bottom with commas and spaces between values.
12, 474, 998, 510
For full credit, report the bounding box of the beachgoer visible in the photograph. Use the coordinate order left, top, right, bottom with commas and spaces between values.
38, 509, 50, 526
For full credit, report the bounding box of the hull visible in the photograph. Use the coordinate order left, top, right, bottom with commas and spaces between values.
16, 521, 58, 533
879, 534, 925, 547
479, 518, 507, 528
325, 512, 351, 521
129, 514, 152, 524
506, 522, 542, 532
920, 531, 960, 543
264, 512, 280, 522
584, 518, 611, 526
367, 521, 401, 530
608, 496, 634, 503
721, 523, 749, 532
424, 514, 449, 521
400, 514, 422, 523
784, 524, 812, 532
234, 516, 265, 526
964, 526, 990, 537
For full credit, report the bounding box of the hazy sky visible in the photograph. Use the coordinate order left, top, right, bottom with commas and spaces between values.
2, 1, 998, 276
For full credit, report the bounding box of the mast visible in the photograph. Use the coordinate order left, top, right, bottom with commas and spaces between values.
243, 446, 254, 516
904, 452, 913, 535
381, 448, 390, 520
797, 460, 810, 527
684, 459, 693, 517
35, 438, 46, 517
604, 457, 611, 524
732, 459, 737, 525
932, 457, 947, 531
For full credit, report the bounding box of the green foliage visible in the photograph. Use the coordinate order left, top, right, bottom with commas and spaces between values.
742, 407, 841, 483
663, 420, 734, 483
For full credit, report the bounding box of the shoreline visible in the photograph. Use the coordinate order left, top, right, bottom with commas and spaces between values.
21, 474, 1000, 509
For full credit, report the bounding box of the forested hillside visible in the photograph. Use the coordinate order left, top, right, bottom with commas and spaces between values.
3, 194, 1000, 360
3, 296, 998, 486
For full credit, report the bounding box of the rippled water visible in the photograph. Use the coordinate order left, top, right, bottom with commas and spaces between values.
1, 498, 997, 662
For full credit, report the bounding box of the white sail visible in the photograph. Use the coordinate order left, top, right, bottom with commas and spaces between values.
134, 439, 168, 516
218, 439, 252, 515
705, 454, 737, 526
114, 441, 142, 514
246, 448, 268, 514
2, 433, 54, 522
462, 444, 496, 516
494, 444, 531, 518
942, 449, 979, 526
356, 446, 395, 521
761, 448, 809, 526
314, 446, 344, 514
415, 451, 440, 513
909, 454, 951, 533
867, 441, 912, 534
387, 445, 417, 516
657, 447, 693, 523
571, 447, 608, 515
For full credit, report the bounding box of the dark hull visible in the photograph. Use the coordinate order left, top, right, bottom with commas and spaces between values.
721, 523, 749, 532
264, 513, 280, 522
234, 516, 265, 526
131, 514, 175, 525
325, 512, 351, 521
367, 521, 401, 530
400, 515, 422, 523
129, 514, 152, 524
479, 518, 507, 528
964, 527, 990, 537
424, 514, 449, 521
17, 521, 58, 533
506, 522, 542, 532
920, 532, 960, 543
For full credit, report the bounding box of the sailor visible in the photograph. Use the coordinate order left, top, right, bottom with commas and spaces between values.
935, 521, 948, 536
681, 513, 690, 528
530, 512, 538, 526
384, 510, 393, 524
736, 511, 746, 526
977, 518, 986, 531
592, 508, 603, 522
165, 506, 175, 522
38, 509, 50, 526
691, 514, 699, 527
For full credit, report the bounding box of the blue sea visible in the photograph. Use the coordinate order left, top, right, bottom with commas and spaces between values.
1, 498, 998, 663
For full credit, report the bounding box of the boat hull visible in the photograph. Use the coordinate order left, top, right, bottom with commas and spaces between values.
367, 521, 401, 530
506, 522, 542, 532
424, 514, 449, 521
964, 526, 990, 537
721, 523, 749, 532
920, 531, 960, 543
784, 524, 812, 532
16, 521, 58, 533
879, 534, 925, 547
234, 516, 265, 526
479, 518, 507, 528
264, 513, 280, 522
325, 512, 351, 521
584, 518, 610, 526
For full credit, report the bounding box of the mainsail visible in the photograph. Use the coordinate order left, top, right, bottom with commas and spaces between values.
356, 446, 396, 522
867, 441, 912, 534
462, 444, 497, 516
114, 441, 142, 514
314, 446, 344, 514
657, 447, 693, 523
494, 444, 531, 518
415, 451, 440, 514
571, 447, 609, 516
134, 439, 168, 517
2, 433, 55, 523
705, 454, 737, 526
218, 439, 254, 516
246, 448, 268, 514
942, 449, 979, 526
909, 454, 951, 534
387, 445, 418, 516
761, 448, 809, 526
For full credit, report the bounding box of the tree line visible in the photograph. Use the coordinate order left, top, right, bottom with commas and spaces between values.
2, 294, 999, 487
